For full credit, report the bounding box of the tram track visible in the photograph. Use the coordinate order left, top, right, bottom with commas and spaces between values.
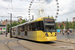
48, 41, 75, 50
0, 36, 11, 50
1, 35, 75, 50
0, 35, 30, 50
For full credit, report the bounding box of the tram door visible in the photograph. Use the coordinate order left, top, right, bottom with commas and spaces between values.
20, 25, 25, 37
18, 26, 20, 35
25, 24, 28, 36
16, 27, 18, 36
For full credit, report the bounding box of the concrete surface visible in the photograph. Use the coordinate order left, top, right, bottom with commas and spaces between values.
0, 34, 68, 50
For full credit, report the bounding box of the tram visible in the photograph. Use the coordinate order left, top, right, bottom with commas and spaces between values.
11, 17, 57, 42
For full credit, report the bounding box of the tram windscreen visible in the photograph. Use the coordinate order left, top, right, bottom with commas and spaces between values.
45, 23, 55, 32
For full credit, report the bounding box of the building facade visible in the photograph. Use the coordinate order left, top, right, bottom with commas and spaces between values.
0, 24, 6, 34
73, 17, 75, 22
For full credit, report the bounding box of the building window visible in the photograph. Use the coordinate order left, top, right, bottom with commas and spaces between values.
0, 31, 2, 33
0, 28, 2, 31
74, 18, 75, 21
3, 28, 5, 30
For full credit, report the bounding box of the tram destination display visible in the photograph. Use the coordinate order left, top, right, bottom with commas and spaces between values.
43, 18, 55, 23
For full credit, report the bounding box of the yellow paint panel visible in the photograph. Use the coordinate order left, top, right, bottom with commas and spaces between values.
13, 30, 56, 42
36, 31, 56, 42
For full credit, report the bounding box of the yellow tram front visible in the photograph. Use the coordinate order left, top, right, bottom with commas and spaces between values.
34, 17, 56, 42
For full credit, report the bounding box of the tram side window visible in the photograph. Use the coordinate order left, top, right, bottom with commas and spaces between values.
18, 26, 20, 35
36, 21, 44, 31
13, 28, 15, 35
25, 24, 28, 31
31, 23, 36, 31
25, 25, 26, 31
25, 24, 28, 36
14, 28, 16, 32
36, 22, 41, 30
29, 24, 32, 31
20, 26, 24, 32
41, 21, 44, 31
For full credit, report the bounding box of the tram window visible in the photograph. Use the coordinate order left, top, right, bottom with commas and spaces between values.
18, 27, 20, 35
37, 22, 41, 30
25, 24, 27, 31
14, 28, 16, 35
31, 23, 36, 31
41, 21, 44, 31
18, 32, 20, 35
29, 24, 32, 31
25, 31, 27, 36
13, 31, 15, 35
14, 28, 16, 31
36, 21, 44, 31
24, 24, 28, 36
45, 25, 55, 32
25, 25, 26, 31
26, 24, 29, 31
20, 25, 24, 32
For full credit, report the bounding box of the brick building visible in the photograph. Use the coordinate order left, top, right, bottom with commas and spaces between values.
73, 17, 75, 22
0, 23, 6, 34
0, 18, 23, 34
2, 20, 7, 25
2, 19, 19, 25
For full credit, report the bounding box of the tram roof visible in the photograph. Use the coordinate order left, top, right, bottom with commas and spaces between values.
34, 17, 54, 22
12, 17, 54, 27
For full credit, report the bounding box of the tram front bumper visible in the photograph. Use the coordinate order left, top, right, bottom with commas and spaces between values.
45, 37, 57, 41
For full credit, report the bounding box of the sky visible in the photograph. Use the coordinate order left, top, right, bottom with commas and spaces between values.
0, 0, 75, 22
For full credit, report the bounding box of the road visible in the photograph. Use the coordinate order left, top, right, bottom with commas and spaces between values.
0, 34, 75, 50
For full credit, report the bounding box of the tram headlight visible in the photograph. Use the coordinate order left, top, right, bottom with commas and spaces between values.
45, 33, 49, 37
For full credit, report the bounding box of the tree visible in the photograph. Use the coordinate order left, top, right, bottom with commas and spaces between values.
51, 16, 54, 19
48, 15, 50, 18
56, 23, 58, 29
20, 19, 25, 24
60, 23, 64, 30
7, 19, 26, 33
72, 22, 75, 29
12, 21, 18, 27
7, 24, 11, 33
65, 21, 70, 30
69, 22, 72, 28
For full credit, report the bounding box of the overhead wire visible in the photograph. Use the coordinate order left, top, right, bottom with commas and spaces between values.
31, 2, 44, 10
4, 1, 27, 15
20, 0, 44, 3
44, 4, 56, 9
30, 0, 57, 17
1, 0, 57, 19
0, 0, 29, 20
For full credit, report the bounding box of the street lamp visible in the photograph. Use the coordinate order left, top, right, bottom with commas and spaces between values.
8, 13, 12, 38
6, 19, 7, 33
